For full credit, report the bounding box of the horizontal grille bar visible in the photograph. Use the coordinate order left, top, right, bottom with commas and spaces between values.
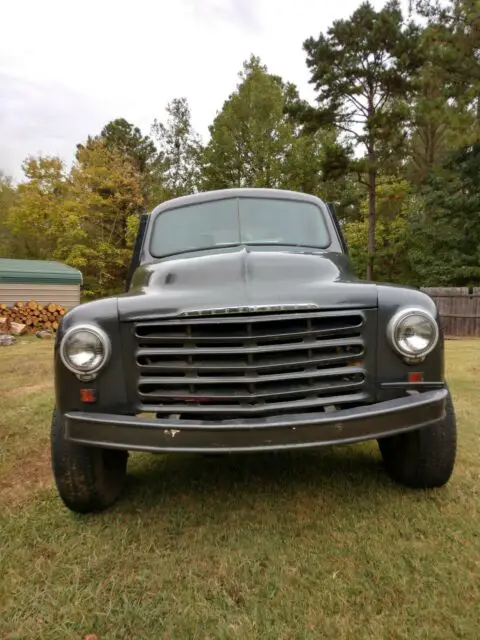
139, 380, 365, 403
137, 393, 370, 417
136, 336, 363, 357
138, 365, 364, 387
135, 326, 359, 345
137, 348, 364, 376
135, 313, 362, 342
134, 310, 363, 327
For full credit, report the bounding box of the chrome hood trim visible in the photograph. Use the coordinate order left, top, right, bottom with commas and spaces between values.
178, 303, 321, 317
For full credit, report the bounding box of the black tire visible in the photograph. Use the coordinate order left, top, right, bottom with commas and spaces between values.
51, 408, 128, 513
378, 388, 457, 489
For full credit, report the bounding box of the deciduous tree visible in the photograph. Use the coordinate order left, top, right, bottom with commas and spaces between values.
202, 56, 303, 190
61, 140, 144, 297
151, 98, 202, 200
6, 157, 69, 260
0, 171, 17, 256
344, 177, 418, 284
79, 118, 158, 207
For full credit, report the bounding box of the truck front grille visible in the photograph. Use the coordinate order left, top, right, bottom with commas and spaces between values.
133, 310, 371, 418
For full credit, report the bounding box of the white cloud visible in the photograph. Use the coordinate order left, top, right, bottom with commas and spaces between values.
0, 73, 107, 175
0, 0, 407, 181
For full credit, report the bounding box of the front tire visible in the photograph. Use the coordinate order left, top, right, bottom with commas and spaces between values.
51, 408, 128, 513
378, 388, 457, 489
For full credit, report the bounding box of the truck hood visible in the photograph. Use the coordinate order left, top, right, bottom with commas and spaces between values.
117, 246, 378, 321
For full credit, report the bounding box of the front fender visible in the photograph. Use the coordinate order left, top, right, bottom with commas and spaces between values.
54, 297, 131, 415
375, 285, 444, 400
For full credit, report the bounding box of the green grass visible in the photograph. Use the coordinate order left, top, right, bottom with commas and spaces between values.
0, 339, 479, 639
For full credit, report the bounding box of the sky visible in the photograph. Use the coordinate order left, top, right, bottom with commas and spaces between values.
1, 0, 403, 181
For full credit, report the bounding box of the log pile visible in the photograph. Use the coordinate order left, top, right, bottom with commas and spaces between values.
0, 300, 66, 335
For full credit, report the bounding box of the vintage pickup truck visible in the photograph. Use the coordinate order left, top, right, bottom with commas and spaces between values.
51, 188, 457, 513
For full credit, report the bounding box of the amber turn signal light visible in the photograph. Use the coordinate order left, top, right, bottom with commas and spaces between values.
80, 388, 97, 403
408, 372, 423, 383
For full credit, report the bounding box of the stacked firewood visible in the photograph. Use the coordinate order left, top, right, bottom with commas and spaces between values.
0, 300, 66, 335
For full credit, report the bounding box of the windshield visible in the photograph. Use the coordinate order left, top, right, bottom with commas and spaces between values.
149, 197, 331, 258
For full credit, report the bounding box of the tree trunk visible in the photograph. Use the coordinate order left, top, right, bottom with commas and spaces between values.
366, 165, 376, 281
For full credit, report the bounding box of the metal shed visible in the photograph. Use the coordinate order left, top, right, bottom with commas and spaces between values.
0, 259, 83, 309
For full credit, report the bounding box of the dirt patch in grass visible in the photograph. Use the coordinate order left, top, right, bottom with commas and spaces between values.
0, 340, 54, 506
0, 338, 53, 395
0, 380, 53, 400
0, 445, 52, 507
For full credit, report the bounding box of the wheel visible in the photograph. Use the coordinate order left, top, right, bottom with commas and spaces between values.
378, 388, 457, 489
51, 408, 128, 513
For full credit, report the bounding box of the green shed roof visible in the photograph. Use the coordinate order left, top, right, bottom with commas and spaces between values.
0, 259, 83, 285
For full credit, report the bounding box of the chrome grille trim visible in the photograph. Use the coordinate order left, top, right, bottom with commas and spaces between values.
132, 309, 370, 418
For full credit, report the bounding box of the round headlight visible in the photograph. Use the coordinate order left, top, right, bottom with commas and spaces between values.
387, 308, 439, 359
60, 324, 110, 375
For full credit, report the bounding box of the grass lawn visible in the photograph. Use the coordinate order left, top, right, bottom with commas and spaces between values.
0, 339, 479, 639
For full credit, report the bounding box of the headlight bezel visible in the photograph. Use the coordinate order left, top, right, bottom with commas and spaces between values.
59, 323, 111, 377
387, 307, 439, 361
